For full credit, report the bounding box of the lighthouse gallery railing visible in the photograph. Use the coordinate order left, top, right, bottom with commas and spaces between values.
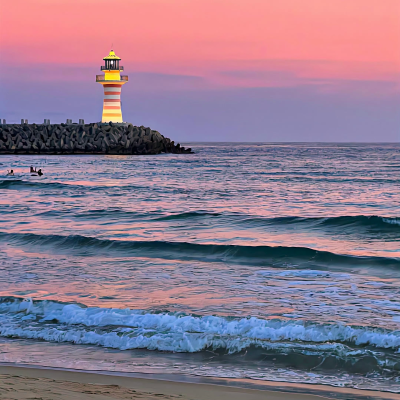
96, 75, 129, 82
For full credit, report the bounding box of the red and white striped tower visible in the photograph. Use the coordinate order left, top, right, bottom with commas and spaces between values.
96, 50, 128, 123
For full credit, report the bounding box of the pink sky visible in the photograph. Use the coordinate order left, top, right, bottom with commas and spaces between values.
2, 0, 399, 83
0, 0, 399, 140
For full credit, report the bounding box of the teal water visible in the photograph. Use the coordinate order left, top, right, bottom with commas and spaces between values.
0, 143, 399, 392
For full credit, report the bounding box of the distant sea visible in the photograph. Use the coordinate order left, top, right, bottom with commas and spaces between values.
0, 143, 399, 393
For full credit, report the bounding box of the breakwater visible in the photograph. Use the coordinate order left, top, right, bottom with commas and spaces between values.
0, 123, 192, 155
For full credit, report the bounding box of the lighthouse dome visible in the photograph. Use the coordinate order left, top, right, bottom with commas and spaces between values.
103, 50, 121, 60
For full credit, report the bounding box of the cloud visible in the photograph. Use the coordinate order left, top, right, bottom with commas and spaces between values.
209, 58, 400, 93
0, 63, 206, 91
1, 57, 398, 98
128, 72, 205, 91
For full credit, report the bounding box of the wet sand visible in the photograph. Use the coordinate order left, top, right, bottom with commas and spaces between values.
1, 365, 399, 400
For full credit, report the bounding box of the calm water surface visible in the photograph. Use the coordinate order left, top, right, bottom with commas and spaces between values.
0, 143, 399, 392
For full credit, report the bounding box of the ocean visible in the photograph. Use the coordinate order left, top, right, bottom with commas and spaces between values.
0, 143, 399, 393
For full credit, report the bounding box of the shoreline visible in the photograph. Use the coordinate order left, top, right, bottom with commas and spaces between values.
0, 364, 399, 400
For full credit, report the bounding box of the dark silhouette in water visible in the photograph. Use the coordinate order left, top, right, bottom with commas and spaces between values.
30, 166, 43, 176
6, 169, 14, 176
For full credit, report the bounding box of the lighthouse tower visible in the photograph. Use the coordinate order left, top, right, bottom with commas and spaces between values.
96, 50, 128, 123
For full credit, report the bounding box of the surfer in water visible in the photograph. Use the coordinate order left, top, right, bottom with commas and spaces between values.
6, 169, 14, 176
30, 166, 43, 176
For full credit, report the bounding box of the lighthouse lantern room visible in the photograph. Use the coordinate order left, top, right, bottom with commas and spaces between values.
96, 50, 128, 123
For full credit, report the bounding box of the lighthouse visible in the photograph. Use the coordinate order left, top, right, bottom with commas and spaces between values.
96, 50, 128, 123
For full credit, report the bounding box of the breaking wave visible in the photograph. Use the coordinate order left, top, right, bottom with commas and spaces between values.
1, 297, 400, 377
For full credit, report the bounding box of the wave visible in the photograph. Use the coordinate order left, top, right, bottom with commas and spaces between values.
316, 215, 400, 228
148, 212, 400, 229
0, 231, 398, 268
1, 297, 400, 351
382, 217, 400, 226
1, 179, 398, 230
0, 179, 80, 191
0, 298, 399, 376
0, 179, 146, 192
155, 211, 222, 221
239, 215, 400, 230
36, 209, 153, 220
0, 179, 24, 188
100, 210, 400, 230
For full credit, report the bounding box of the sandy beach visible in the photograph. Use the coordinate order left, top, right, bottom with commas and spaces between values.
0, 368, 314, 400
0, 366, 315, 400
1, 365, 400, 400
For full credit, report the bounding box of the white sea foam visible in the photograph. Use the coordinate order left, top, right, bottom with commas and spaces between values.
256, 269, 350, 279
1, 299, 400, 352
383, 218, 400, 226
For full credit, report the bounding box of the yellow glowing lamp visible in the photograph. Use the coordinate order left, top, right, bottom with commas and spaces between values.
101, 49, 123, 73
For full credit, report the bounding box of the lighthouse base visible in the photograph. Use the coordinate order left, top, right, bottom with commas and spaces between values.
102, 116, 123, 123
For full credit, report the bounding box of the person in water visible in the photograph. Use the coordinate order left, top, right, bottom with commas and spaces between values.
30, 166, 34, 173
6, 169, 14, 176
37, 169, 43, 176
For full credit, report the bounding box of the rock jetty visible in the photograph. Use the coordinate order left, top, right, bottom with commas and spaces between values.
0, 123, 192, 155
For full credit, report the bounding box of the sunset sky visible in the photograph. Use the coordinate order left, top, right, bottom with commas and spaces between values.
0, 0, 399, 141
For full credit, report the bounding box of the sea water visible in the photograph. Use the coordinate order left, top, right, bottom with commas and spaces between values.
0, 143, 399, 392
